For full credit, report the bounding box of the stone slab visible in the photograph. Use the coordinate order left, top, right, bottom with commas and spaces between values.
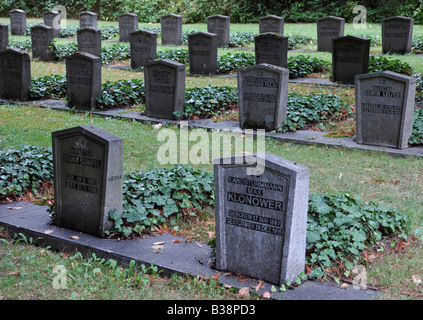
0, 202, 380, 300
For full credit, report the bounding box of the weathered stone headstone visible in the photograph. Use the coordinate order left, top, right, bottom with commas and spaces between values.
10, 9, 26, 36
43, 10, 61, 38
0, 23, 8, 51
254, 33, 288, 68
0, 48, 31, 100
130, 29, 157, 69
66, 52, 102, 110
77, 27, 102, 56
214, 152, 310, 285
31, 24, 55, 61
79, 11, 98, 29
382, 16, 414, 54
118, 13, 138, 42
355, 71, 416, 149
52, 125, 123, 238
317, 16, 345, 52
161, 14, 182, 46
188, 31, 218, 74
238, 63, 289, 131
259, 15, 284, 34
332, 35, 370, 85
206, 15, 230, 47
144, 59, 185, 119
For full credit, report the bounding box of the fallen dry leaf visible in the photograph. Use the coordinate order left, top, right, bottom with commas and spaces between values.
238, 287, 250, 298
262, 291, 271, 299
196, 241, 202, 248
172, 239, 181, 243
44, 229, 54, 234
412, 274, 422, 285
7, 206, 22, 210
151, 245, 164, 250
153, 123, 163, 129
253, 280, 264, 291
340, 283, 350, 289
69, 235, 79, 240
153, 241, 166, 245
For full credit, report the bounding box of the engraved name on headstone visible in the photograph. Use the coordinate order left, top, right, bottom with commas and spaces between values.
0, 48, 31, 100
79, 11, 98, 29
214, 153, 310, 285
332, 35, 370, 85
77, 27, 102, 56
161, 14, 182, 46
188, 31, 218, 74
317, 16, 345, 52
118, 13, 138, 42
355, 71, 416, 149
145, 59, 185, 119
10, 9, 26, 36
52, 125, 123, 238
259, 15, 284, 34
238, 63, 289, 131
31, 24, 55, 61
207, 15, 230, 47
130, 29, 157, 69
254, 32, 288, 68
382, 16, 414, 54
66, 52, 102, 110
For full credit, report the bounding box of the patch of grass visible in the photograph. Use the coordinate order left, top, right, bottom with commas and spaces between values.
0, 228, 241, 300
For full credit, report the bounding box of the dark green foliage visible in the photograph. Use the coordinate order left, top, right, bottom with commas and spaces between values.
51, 41, 78, 60
182, 86, 238, 118
0, 145, 53, 198
157, 48, 189, 64
288, 35, 314, 49
217, 52, 255, 74
287, 55, 330, 79
409, 107, 423, 146
109, 165, 214, 237
96, 79, 145, 108
368, 56, 414, 76
100, 43, 131, 64
307, 193, 410, 278
29, 75, 67, 100
278, 92, 350, 132
8, 39, 32, 51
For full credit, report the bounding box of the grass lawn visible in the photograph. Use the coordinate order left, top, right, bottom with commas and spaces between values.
0, 19, 423, 300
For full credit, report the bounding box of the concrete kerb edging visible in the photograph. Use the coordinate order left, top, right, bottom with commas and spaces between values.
0, 202, 381, 300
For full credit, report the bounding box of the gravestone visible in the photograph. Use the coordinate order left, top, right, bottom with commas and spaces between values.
66, 52, 102, 110
118, 13, 138, 42
332, 35, 370, 85
355, 71, 416, 149
79, 11, 98, 29
77, 27, 102, 56
0, 23, 8, 51
259, 15, 284, 34
255, 33, 288, 68
31, 24, 55, 61
0, 48, 31, 100
382, 16, 414, 54
214, 152, 310, 285
317, 16, 345, 52
238, 63, 289, 131
43, 10, 61, 38
130, 29, 157, 69
161, 14, 182, 46
144, 59, 185, 119
52, 125, 123, 238
206, 15, 230, 47
10, 9, 26, 36
188, 31, 218, 74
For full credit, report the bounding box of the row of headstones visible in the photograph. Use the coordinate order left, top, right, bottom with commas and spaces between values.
52, 123, 309, 286
0, 46, 415, 151
5, 9, 415, 54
